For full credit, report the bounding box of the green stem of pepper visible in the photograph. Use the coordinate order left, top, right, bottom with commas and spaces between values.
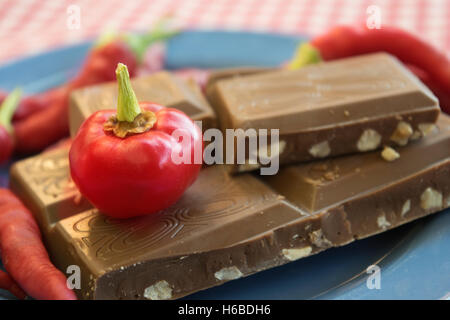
115, 63, 141, 122
0, 88, 22, 133
287, 43, 322, 70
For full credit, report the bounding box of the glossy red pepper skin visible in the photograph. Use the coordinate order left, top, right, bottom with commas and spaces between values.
0, 126, 13, 164
69, 103, 202, 219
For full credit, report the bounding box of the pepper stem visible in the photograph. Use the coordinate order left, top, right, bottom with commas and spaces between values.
116, 63, 141, 122
287, 43, 322, 70
0, 88, 22, 133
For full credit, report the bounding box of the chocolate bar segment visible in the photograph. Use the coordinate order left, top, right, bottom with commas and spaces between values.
205, 66, 272, 94
207, 53, 440, 172
48, 166, 311, 299
10, 151, 321, 299
8, 116, 450, 300
9, 148, 92, 234
69, 71, 216, 136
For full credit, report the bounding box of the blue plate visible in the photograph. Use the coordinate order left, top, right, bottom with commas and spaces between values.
0, 30, 448, 300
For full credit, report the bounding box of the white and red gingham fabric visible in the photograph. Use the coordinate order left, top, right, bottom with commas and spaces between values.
0, 0, 448, 64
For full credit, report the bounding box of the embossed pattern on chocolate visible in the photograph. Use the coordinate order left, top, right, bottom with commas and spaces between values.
9, 148, 92, 232
55, 167, 302, 266
21, 149, 72, 199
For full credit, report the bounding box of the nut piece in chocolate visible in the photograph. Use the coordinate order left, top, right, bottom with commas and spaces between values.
264, 115, 450, 239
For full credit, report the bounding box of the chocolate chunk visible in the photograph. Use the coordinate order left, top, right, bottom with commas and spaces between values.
207, 53, 440, 172
69, 71, 216, 136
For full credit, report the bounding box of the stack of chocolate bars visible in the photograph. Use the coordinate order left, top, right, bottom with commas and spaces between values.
10, 53, 449, 299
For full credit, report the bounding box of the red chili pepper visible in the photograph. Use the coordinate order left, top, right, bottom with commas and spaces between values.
407, 64, 450, 114
0, 188, 77, 300
13, 28, 177, 153
0, 270, 26, 299
0, 89, 22, 163
70, 63, 202, 218
12, 41, 137, 126
70, 23, 178, 89
13, 87, 70, 153
13, 87, 66, 122
311, 26, 450, 98
12, 41, 136, 154
69, 40, 138, 89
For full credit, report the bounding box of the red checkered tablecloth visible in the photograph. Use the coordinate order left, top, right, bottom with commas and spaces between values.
0, 0, 448, 63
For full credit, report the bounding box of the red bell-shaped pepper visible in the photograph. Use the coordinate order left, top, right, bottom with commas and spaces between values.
69, 63, 202, 218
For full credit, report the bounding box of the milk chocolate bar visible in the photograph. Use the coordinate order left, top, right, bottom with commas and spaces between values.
9, 116, 450, 300
205, 66, 272, 94
10, 152, 313, 299
69, 71, 216, 136
207, 53, 440, 173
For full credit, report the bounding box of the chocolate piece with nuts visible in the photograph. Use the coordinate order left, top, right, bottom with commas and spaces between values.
207, 53, 440, 173
265, 115, 450, 240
